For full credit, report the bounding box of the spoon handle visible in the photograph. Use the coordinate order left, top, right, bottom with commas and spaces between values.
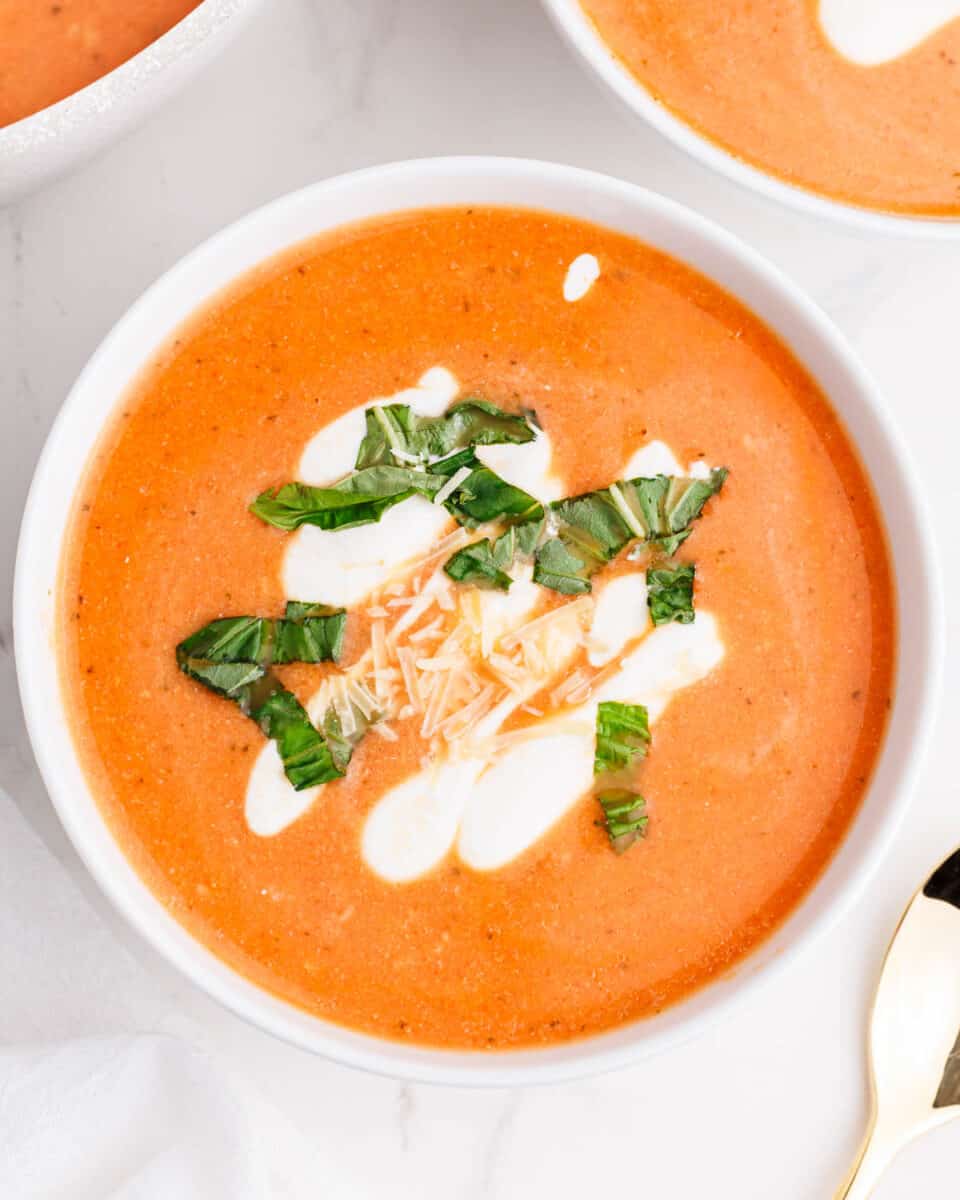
835, 1117, 895, 1200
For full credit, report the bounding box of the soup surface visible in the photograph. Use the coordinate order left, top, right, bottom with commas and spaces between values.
0, 0, 203, 127
60, 207, 895, 1048
579, 0, 960, 216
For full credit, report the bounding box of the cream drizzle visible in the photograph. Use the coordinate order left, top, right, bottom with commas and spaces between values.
818, 0, 960, 66
563, 253, 600, 302
243, 387, 724, 879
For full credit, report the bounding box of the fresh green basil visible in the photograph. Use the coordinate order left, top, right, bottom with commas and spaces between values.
177, 604, 346, 668
176, 603, 352, 791
443, 539, 513, 590
594, 701, 651, 774
252, 398, 542, 535
595, 789, 649, 854
250, 466, 444, 532
355, 399, 536, 469
646, 562, 696, 626
176, 650, 344, 791
529, 535, 594, 595
250, 683, 346, 789
443, 512, 545, 591
436, 451, 544, 530
533, 469, 726, 594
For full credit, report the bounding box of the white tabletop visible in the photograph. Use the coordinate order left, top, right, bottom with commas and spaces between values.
2, 1, 959, 1195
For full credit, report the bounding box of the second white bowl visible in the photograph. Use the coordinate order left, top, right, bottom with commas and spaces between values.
0, 0, 261, 206
541, 0, 960, 238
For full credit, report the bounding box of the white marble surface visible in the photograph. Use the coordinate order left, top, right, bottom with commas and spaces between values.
2, 0, 960, 1194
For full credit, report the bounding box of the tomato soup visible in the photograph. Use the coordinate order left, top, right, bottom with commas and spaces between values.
59, 207, 895, 1049
0, 0, 203, 127
580, 0, 960, 216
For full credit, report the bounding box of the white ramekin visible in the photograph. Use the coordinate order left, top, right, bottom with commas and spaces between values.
540, 0, 960, 239
0, 0, 261, 206
14, 157, 943, 1085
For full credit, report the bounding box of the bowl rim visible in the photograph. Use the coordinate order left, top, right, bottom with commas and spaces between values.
0, 0, 255, 158
540, 0, 960, 239
14, 155, 944, 1086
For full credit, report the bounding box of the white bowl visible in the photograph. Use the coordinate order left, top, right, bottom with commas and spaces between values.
541, 0, 960, 239
14, 157, 942, 1085
0, 0, 261, 206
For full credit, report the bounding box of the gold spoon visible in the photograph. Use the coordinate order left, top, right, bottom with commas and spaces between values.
837, 848, 960, 1198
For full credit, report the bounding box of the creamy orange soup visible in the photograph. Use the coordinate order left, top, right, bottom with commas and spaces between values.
59, 207, 895, 1049
580, 0, 960, 216
0, 0, 203, 127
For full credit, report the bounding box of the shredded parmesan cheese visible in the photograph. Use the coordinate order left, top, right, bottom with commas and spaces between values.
565, 679, 592, 705
421, 667, 458, 739
433, 465, 473, 506
332, 677, 357, 737
437, 683, 497, 740
388, 592, 435, 640
416, 655, 465, 672
396, 646, 423, 711
486, 718, 594, 753
550, 668, 589, 706
371, 722, 399, 741
499, 596, 593, 650
408, 615, 444, 643
347, 679, 380, 720
370, 620, 389, 700
522, 638, 546, 677
486, 652, 527, 692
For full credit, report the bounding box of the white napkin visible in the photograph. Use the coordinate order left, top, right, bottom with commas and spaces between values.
0, 1036, 304, 1199
0, 790, 332, 1200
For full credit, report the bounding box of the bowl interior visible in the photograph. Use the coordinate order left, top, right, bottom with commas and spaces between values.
14, 157, 940, 1085
540, 0, 960, 239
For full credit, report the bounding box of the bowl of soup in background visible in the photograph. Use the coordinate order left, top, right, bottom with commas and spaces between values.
541, 0, 960, 237
0, 0, 261, 205
14, 158, 941, 1084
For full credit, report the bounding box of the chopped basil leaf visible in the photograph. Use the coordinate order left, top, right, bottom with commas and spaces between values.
444, 513, 545, 592
176, 649, 342, 791
176, 616, 275, 669
275, 602, 347, 663
443, 539, 513, 590
176, 605, 346, 668
250, 683, 344, 789
512, 518, 544, 560
355, 399, 536, 469
594, 700, 650, 774
533, 469, 726, 594
176, 604, 352, 791
250, 466, 443, 532
647, 563, 696, 626
320, 698, 377, 775
596, 789, 649, 854
431, 449, 544, 529
530, 535, 594, 595
664, 473, 727, 534
555, 488, 635, 559
594, 700, 651, 853
252, 398, 542, 535
180, 658, 267, 699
